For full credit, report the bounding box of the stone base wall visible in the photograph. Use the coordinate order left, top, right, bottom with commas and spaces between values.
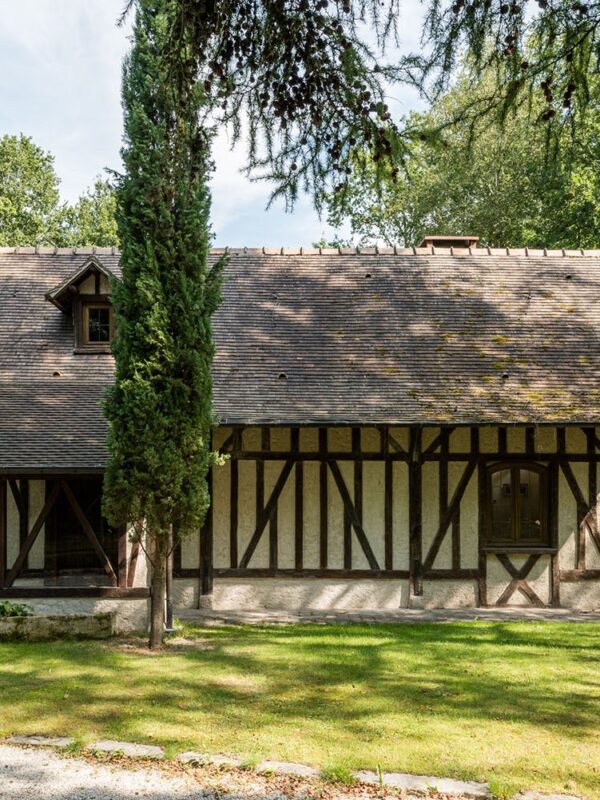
211, 577, 410, 611
10, 598, 150, 633
172, 579, 198, 609
420, 580, 479, 609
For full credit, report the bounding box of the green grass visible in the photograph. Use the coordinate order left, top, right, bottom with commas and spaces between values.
1, 622, 599, 798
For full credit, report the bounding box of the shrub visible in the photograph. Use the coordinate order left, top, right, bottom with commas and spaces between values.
0, 600, 33, 618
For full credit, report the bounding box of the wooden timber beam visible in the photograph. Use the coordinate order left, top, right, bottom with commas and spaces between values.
0, 587, 149, 599
5, 481, 61, 588
559, 461, 600, 557
328, 459, 380, 571
408, 428, 423, 595
0, 480, 6, 589
200, 470, 214, 598
319, 427, 328, 569
60, 480, 118, 586
495, 553, 545, 607
422, 459, 477, 573
239, 459, 294, 569
388, 432, 407, 455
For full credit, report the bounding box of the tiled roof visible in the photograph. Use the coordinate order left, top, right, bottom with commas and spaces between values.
1, 247, 599, 470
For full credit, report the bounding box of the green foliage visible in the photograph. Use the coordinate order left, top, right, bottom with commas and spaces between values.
0, 133, 119, 247
325, 67, 600, 248
0, 134, 65, 246
0, 600, 33, 618
408, 0, 600, 137
148, 0, 408, 210
103, 1, 224, 547
63, 179, 119, 248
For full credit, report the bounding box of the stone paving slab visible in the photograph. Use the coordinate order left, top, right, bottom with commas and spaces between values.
2, 737, 585, 800
355, 769, 490, 798
6, 735, 75, 749
256, 760, 319, 778
177, 751, 245, 769
88, 739, 165, 759
177, 607, 600, 626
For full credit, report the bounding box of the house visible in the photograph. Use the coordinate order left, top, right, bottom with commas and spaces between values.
1, 240, 599, 630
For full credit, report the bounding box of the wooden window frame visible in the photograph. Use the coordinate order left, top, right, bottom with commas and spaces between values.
485, 461, 550, 549
73, 295, 114, 354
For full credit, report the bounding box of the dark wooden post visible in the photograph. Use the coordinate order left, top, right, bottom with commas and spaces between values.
409, 428, 423, 596
165, 525, 174, 629
383, 427, 393, 571
117, 524, 128, 587
477, 458, 487, 607
549, 460, 560, 607
0, 480, 6, 589
319, 427, 328, 569
199, 468, 213, 606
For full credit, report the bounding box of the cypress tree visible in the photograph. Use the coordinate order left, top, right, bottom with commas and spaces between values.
103, 0, 223, 648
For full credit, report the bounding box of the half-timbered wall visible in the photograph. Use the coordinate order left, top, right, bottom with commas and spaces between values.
2, 425, 599, 614
172, 424, 600, 611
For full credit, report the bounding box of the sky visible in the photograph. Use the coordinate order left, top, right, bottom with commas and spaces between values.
0, 0, 424, 247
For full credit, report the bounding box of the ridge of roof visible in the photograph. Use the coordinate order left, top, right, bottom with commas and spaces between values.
1, 245, 599, 257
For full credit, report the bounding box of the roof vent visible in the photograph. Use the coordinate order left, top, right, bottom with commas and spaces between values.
419, 235, 479, 249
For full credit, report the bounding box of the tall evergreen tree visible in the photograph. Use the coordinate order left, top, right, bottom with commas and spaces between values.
103, 0, 223, 648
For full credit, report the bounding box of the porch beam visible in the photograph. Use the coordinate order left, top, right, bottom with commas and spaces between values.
117, 525, 128, 587
0, 586, 149, 599
5, 481, 61, 588
0, 480, 6, 588
127, 522, 142, 589
60, 480, 118, 586
408, 429, 423, 595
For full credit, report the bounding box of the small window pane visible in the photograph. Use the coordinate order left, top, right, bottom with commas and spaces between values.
88, 307, 110, 342
519, 469, 542, 541
490, 468, 513, 541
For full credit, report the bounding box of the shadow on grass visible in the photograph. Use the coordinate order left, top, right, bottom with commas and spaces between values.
1, 622, 599, 795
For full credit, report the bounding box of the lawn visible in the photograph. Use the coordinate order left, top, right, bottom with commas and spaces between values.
1, 622, 599, 798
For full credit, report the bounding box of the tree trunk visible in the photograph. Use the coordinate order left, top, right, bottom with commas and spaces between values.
165, 526, 174, 631
149, 542, 167, 650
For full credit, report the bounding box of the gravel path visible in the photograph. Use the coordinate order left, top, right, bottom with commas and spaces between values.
0, 744, 217, 800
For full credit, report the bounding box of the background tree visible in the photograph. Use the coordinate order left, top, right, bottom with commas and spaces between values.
162, 1, 600, 212
103, 0, 223, 648
0, 134, 65, 246
64, 179, 119, 247
325, 68, 600, 247
0, 133, 120, 247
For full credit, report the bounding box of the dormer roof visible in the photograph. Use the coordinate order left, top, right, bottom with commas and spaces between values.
45, 256, 115, 311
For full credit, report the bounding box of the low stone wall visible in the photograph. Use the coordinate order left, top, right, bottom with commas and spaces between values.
5, 599, 150, 634
0, 613, 115, 641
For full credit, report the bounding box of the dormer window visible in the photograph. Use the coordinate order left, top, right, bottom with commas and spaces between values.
45, 256, 116, 355
79, 301, 114, 351
85, 304, 111, 343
